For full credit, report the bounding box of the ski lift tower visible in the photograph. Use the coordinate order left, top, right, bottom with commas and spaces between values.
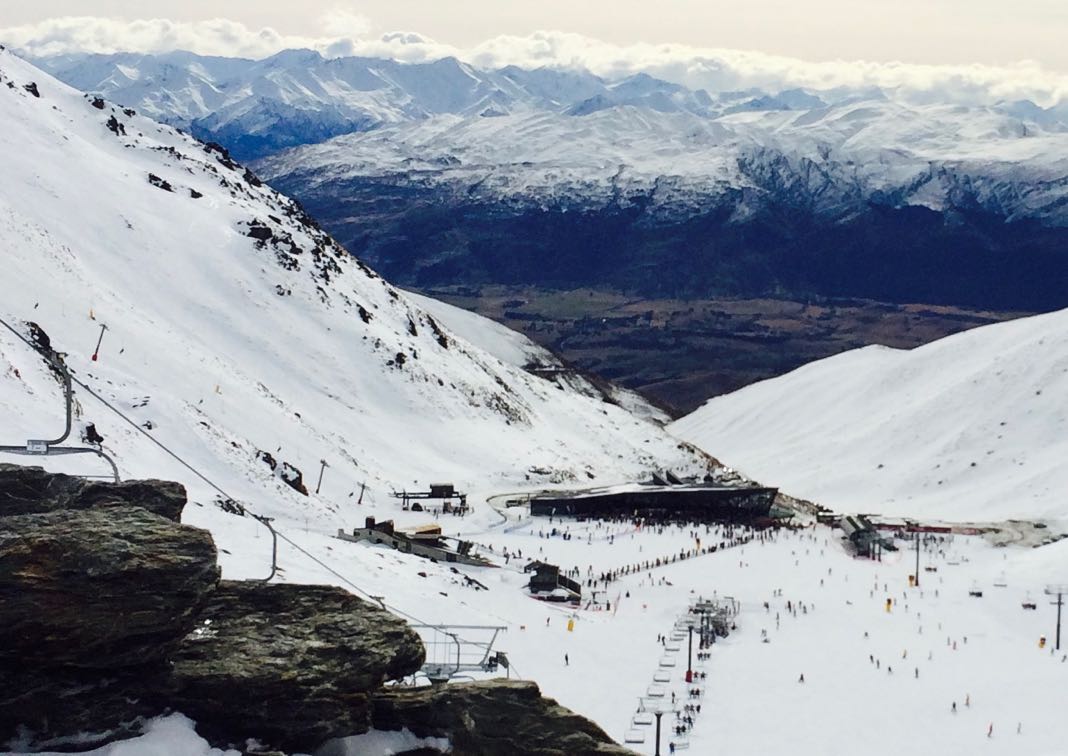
635, 695, 675, 756
1045, 584, 1068, 651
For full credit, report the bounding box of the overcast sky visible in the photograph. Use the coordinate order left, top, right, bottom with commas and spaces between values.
4, 2, 1068, 105
6, 0, 1068, 69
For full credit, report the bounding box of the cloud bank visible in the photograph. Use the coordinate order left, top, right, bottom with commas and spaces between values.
3, 15, 1068, 106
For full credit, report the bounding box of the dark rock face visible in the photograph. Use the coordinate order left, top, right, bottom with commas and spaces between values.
0, 463, 188, 521
373, 680, 635, 755
0, 665, 163, 751
0, 505, 219, 669
164, 581, 425, 752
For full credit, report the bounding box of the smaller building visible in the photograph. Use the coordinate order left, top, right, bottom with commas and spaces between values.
390, 483, 469, 514
338, 516, 493, 566
839, 514, 896, 556
524, 561, 582, 602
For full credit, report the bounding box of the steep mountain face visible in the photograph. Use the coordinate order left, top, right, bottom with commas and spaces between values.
0, 46, 712, 529
669, 307, 1068, 523
256, 104, 1068, 311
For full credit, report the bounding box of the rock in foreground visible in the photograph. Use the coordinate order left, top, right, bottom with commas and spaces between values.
0, 505, 219, 669
164, 581, 426, 752
0, 463, 188, 521
372, 679, 636, 755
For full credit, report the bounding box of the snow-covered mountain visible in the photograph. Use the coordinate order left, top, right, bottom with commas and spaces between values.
670, 309, 1068, 525
258, 101, 1068, 223
0, 45, 718, 528
30, 50, 726, 159
29, 48, 1068, 310
256, 100, 1068, 310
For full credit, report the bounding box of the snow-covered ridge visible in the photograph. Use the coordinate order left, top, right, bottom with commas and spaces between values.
669, 308, 1068, 524
256, 100, 1068, 226
0, 46, 712, 529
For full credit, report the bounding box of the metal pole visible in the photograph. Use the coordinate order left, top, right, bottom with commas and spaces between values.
1058, 593, 1062, 651
1046, 586, 1067, 651
687, 625, 694, 681
91, 323, 108, 362
315, 459, 328, 494
915, 530, 921, 587
654, 711, 662, 756
1055, 591, 1064, 651
252, 514, 278, 582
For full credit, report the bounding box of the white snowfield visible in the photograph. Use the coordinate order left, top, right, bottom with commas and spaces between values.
671, 309, 1068, 527
29, 523, 1068, 756
4, 48, 1067, 756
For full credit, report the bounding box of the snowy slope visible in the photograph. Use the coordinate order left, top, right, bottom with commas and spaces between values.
0, 45, 713, 522
670, 309, 1068, 524
30, 520, 1068, 756
405, 291, 672, 426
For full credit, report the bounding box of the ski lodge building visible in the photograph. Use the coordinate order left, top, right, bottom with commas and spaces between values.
528, 475, 780, 523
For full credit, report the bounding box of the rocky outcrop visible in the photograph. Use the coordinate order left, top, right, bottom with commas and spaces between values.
0, 462, 429, 755
0, 496, 220, 751
0, 505, 219, 669
164, 581, 425, 752
372, 680, 635, 755
0, 463, 188, 521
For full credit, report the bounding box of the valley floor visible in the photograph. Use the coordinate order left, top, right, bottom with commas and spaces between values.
415, 286, 1029, 415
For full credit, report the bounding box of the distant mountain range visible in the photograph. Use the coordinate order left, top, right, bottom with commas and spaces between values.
33, 49, 775, 160
31, 48, 1068, 311
256, 101, 1068, 310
